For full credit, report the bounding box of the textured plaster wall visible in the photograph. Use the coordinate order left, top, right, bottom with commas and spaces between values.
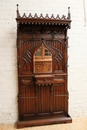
0, 0, 87, 123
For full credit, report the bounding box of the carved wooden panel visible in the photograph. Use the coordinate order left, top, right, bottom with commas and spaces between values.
18, 39, 66, 74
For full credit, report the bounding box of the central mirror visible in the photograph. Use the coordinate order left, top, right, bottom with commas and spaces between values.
34, 44, 52, 73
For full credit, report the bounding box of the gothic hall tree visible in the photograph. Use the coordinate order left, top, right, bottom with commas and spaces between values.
16, 5, 72, 128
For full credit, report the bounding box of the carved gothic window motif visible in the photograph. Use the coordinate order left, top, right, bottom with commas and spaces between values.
34, 44, 52, 73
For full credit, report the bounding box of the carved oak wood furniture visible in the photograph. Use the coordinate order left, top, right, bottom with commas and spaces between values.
16, 4, 72, 128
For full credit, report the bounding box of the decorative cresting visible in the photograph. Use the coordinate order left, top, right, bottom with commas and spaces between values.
16, 4, 71, 28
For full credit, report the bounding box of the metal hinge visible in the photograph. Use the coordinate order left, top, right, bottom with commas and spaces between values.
17, 63, 21, 68
16, 43, 20, 48
65, 63, 69, 67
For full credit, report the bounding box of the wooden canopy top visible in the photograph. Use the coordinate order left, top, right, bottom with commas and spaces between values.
16, 4, 71, 28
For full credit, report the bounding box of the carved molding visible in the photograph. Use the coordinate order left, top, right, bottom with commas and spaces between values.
20, 28, 65, 35
22, 50, 32, 64
46, 41, 64, 64
21, 40, 64, 65
22, 40, 40, 64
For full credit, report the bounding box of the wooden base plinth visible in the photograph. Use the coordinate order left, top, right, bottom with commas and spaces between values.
17, 112, 72, 128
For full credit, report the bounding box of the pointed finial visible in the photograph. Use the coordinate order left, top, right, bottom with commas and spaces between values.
17, 4, 19, 12
67, 7, 71, 19
16, 4, 20, 18
17, 4, 19, 7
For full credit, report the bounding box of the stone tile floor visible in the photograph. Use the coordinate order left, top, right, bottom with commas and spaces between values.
0, 117, 87, 130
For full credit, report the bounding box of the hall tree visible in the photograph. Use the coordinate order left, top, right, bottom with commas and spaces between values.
16, 5, 72, 128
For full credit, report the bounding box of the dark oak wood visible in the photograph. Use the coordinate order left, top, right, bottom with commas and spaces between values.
17, 112, 72, 128
16, 4, 72, 128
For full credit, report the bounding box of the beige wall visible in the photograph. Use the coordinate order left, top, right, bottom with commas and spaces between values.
0, 0, 87, 123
